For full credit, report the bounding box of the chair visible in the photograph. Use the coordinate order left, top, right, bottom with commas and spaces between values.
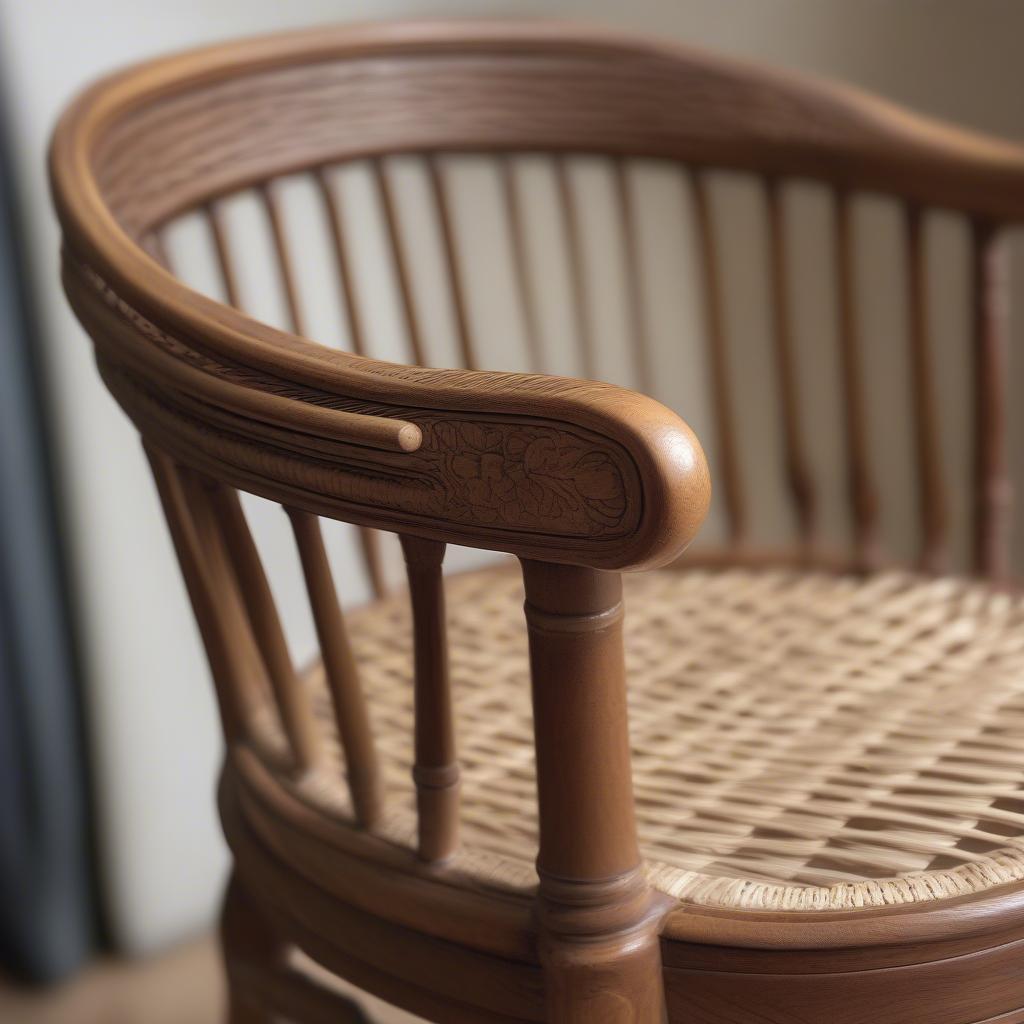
50, 20, 1024, 1023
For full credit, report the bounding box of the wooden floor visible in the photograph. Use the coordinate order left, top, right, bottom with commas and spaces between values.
0, 937, 224, 1024
0, 936, 422, 1023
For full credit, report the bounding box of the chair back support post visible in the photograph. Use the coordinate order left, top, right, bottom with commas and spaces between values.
522, 559, 668, 1024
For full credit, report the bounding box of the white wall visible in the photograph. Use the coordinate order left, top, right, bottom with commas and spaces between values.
2, 0, 1023, 955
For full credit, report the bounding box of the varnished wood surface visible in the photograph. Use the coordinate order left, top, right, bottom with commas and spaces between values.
51, 17, 1024, 1024
224, 766, 1024, 1024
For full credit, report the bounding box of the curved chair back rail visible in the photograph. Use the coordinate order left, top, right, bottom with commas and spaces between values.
50, 19, 1024, 1024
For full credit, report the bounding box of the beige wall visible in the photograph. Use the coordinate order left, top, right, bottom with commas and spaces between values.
2, 0, 1022, 954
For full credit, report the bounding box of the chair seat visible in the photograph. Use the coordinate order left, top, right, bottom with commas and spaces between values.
254, 563, 1024, 915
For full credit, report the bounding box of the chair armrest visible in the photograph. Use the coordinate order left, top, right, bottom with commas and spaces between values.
59, 239, 710, 571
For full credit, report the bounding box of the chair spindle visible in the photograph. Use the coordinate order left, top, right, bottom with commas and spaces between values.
313, 167, 368, 357
312, 167, 389, 600
833, 189, 881, 570
142, 231, 171, 270
904, 204, 948, 573
500, 156, 544, 373
145, 448, 264, 740
399, 535, 459, 862
210, 484, 321, 771
691, 169, 746, 545
286, 508, 380, 827
615, 157, 654, 396
373, 157, 426, 366
971, 219, 1012, 581
555, 157, 596, 380
427, 155, 477, 370
260, 182, 306, 337
205, 202, 242, 310
765, 178, 817, 552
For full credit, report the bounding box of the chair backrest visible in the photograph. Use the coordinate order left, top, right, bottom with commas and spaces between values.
50, 20, 1024, 1016
59, 21, 1024, 584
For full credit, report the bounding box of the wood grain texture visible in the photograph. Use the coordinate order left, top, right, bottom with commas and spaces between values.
50, 18, 1024, 1024
57, 21, 1024, 236
63, 248, 708, 572
210, 483, 321, 772
287, 508, 380, 827
399, 534, 460, 863
522, 561, 668, 1022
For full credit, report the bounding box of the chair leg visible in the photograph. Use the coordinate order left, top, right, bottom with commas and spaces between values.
220, 871, 284, 1024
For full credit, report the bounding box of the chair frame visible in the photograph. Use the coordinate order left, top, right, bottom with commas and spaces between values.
50, 19, 1024, 1023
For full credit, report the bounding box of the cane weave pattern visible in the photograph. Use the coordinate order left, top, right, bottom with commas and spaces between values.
258, 565, 1024, 912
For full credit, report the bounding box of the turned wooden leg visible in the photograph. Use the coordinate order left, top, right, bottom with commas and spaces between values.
522, 561, 669, 1023
538, 873, 669, 1023
220, 871, 285, 1024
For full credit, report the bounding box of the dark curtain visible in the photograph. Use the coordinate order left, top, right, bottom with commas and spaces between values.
0, 81, 94, 981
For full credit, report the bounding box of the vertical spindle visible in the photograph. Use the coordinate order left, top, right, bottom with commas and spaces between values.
313, 167, 389, 600
210, 485, 320, 771
556, 157, 596, 379
971, 219, 1012, 581
260, 182, 306, 336
145, 448, 263, 740
206, 202, 242, 310
399, 535, 459, 862
833, 189, 881, 570
287, 508, 380, 827
427, 155, 477, 370
501, 156, 544, 373
373, 157, 427, 366
905, 204, 948, 573
691, 169, 746, 546
615, 158, 654, 396
142, 231, 171, 270
765, 178, 817, 553
313, 168, 367, 356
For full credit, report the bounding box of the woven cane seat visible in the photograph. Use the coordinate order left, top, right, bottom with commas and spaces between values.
257, 564, 1024, 914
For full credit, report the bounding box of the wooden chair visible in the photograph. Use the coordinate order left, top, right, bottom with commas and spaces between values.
50, 20, 1024, 1023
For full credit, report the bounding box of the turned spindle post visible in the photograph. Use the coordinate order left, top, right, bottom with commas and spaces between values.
400, 535, 460, 862
522, 560, 668, 1024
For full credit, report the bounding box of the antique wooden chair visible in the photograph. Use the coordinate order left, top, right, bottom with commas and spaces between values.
51, 20, 1024, 1023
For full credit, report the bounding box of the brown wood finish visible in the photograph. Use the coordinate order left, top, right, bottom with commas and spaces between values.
972, 219, 1012, 582
904, 204, 948, 574
428, 155, 478, 371
522, 561, 667, 1023
501, 156, 545, 373
833, 188, 881, 571
287, 508, 380, 827
51, 19, 1024, 1024
374, 157, 427, 368
399, 534, 460, 863
211, 484, 321, 772
314, 167, 390, 600
691, 169, 745, 546
615, 158, 654, 397
764, 177, 817, 554
555, 156, 596, 381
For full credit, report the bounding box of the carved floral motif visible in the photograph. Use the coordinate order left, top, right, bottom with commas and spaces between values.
75, 259, 633, 541
429, 420, 627, 535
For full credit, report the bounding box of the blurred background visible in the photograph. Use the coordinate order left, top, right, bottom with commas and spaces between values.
3, 1, 1024, 1021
